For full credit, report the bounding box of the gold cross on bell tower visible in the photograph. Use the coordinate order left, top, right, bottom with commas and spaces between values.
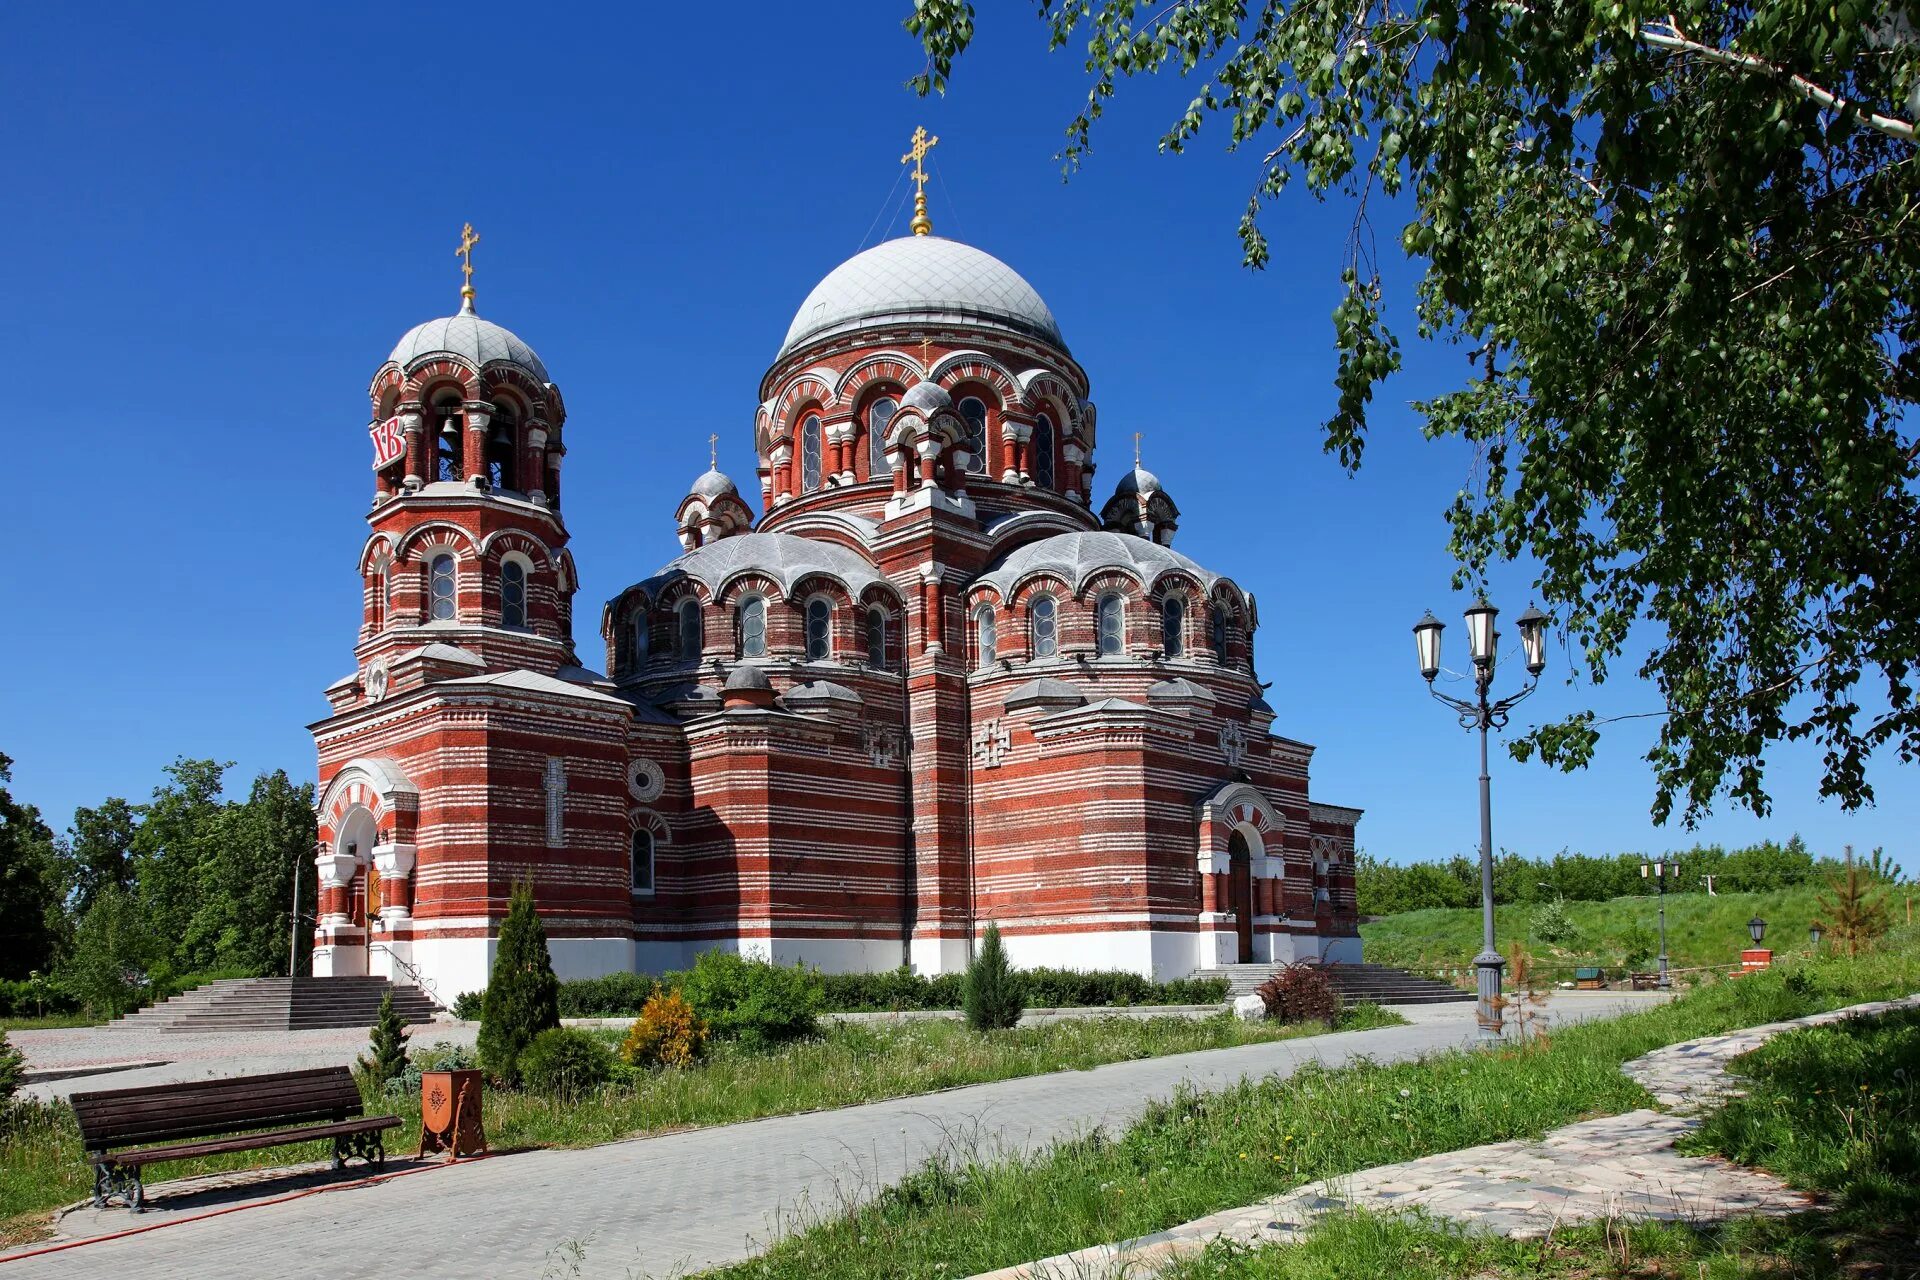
901, 126, 939, 237
456, 223, 481, 307
709, 433, 719, 470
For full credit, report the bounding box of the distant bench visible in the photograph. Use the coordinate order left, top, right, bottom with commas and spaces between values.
70, 1066, 401, 1211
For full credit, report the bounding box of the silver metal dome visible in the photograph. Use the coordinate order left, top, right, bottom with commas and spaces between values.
387, 304, 549, 383
689, 468, 739, 500
978, 531, 1224, 597
779, 236, 1065, 360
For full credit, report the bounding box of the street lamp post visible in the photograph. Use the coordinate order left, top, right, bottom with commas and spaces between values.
1413, 599, 1549, 1043
1640, 858, 1677, 988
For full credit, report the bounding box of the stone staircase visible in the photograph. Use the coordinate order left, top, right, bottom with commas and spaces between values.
1204, 961, 1475, 1006
113, 976, 443, 1033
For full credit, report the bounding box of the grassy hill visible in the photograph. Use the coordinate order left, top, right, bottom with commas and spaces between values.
1358, 885, 1908, 977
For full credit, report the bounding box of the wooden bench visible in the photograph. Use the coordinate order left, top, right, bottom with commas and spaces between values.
69, 1066, 401, 1211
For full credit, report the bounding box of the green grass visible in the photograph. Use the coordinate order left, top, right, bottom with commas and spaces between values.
1361, 884, 1850, 976
0, 1014, 106, 1031
0, 1009, 1399, 1244
700, 937, 1920, 1280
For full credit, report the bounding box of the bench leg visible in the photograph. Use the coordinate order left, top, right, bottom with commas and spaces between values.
333, 1131, 386, 1172
91, 1162, 144, 1212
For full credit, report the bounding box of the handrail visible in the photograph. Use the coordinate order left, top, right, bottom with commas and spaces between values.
369, 942, 448, 1009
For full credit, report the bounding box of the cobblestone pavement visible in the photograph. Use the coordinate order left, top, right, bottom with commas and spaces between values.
0, 994, 1661, 1279
973, 994, 1920, 1280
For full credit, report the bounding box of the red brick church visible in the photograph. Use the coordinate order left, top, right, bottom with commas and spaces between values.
310, 147, 1361, 1000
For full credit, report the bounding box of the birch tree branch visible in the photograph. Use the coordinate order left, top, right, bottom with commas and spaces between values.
1640, 23, 1916, 143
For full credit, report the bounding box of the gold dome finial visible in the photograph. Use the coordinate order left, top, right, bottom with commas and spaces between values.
1134, 431, 1143, 468
456, 222, 481, 310
901, 126, 939, 236
710, 432, 719, 470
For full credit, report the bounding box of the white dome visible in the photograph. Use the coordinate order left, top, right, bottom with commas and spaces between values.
387, 306, 549, 383
779, 236, 1065, 360
978, 531, 1223, 597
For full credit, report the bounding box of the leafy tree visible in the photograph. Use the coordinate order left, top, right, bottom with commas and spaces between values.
477, 882, 560, 1085
356, 990, 410, 1089
58, 884, 157, 1017
0, 752, 67, 980
66, 797, 137, 917
962, 923, 1025, 1031
1814, 846, 1892, 957
194, 770, 316, 976
130, 758, 230, 972
907, 0, 1920, 825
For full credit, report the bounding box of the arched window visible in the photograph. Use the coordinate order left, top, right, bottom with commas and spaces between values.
1161, 595, 1185, 658
865, 606, 889, 670
1212, 606, 1230, 660
630, 612, 649, 668
958, 396, 989, 475
500, 560, 527, 629
1096, 592, 1125, 656
867, 396, 898, 479
805, 598, 832, 661
677, 598, 703, 659
738, 596, 767, 659
485, 407, 517, 491
428, 554, 457, 621
1030, 595, 1058, 658
630, 828, 655, 894
974, 604, 997, 670
800, 414, 823, 492
1033, 414, 1056, 489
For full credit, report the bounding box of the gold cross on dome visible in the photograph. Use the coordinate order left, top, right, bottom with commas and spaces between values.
709, 433, 719, 469
456, 223, 481, 303
1135, 431, 1143, 467
901, 126, 939, 236
920, 336, 933, 371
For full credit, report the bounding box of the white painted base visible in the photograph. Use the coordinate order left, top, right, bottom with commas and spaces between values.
1321, 936, 1362, 965
996, 928, 1203, 983
910, 936, 971, 976
312, 943, 368, 978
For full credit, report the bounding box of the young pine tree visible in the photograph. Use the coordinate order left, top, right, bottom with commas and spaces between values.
962, 923, 1024, 1032
1815, 846, 1893, 958
477, 881, 560, 1084
357, 989, 410, 1089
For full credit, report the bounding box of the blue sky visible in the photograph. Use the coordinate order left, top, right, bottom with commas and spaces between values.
2, 2, 1910, 868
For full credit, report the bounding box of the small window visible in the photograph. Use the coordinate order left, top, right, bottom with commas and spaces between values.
1033, 414, 1056, 489
1161, 595, 1185, 658
958, 397, 989, 475
485, 410, 517, 490
631, 828, 655, 894
630, 612, 649, 668
500, 560, 527, 629
1096, 592, 1125, 656
1212, 606, 1230, 659
974, 605, 997, 670
429, 554, 457, 621
865, 607, 889, 670
805, 598, 832, 661
801, 414, 823, 492
1030, 595, 1057, 658
868, 396, 898, 478
543, 757, 566, 847
739, 597, 767, 659
677, 598, 702, 659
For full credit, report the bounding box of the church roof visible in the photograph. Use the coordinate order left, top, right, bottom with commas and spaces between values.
689, 468, 739, 500
978, 531, 1224, 597
387, 304, 550, 383
639, 531, 884, 600
778, 236, 1065, 361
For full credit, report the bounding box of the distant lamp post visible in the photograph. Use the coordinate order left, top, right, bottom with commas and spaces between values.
1809, 921, 1825, 948
1640, 858, 1677, 989
1742, 914, 1774, 974
1413, 598, 1549, 1043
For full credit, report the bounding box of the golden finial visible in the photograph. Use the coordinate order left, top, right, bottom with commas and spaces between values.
901, 126, 939, 237
919, 336, 934, 372
456, 222, 481, 308
709, 433, 719, 470
1134, 431, 1143, 468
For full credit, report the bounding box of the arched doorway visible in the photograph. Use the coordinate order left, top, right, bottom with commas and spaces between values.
337, 805, 378, 972
1228, 830, 1255, 963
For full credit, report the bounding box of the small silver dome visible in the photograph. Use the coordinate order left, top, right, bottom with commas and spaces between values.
779, 235, 1065, 360
387, 303, 549, 383
724, 664, 772, 691
900, 380, 953, 415
1112, 466, 1164, 497
689, 468, 739, 500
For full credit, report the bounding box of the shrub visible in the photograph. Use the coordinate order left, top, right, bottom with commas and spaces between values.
517, 1027, 613, 1099
1619, 924, 1657, 969
1022, 967, 1153, 1008
1157, 976, 1230, 1004
0, 1032, 24, 1101
1532, 898, 1578, 945
477, 881, 561, 1085
558, 971, 660, 1017
391, 1040, 478, 1099
1255, 962, 1342, 1024
681, 951, 822, 1050
355, 990, 409, 1089
621, 988, 709, 1068
449, 990, 484, 1020
0, 975, 80, 1018
962, 924, 1024, 1031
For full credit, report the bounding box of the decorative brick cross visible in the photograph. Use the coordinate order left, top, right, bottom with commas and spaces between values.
973, 719, 1011, 768
1218, 720, 1248, 768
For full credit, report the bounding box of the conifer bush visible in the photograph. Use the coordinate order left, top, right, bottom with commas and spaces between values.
477, 881, 561, 1085
0, 1032, 24, 1102
355, 989, 409, 1089
621, 988, 709, 1068
962, 923, 1024, 1031
517, 1027, 613, 1100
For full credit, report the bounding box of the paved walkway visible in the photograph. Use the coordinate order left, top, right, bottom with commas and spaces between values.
2, 994, 1659, 1278
974, 994, 1920, 1279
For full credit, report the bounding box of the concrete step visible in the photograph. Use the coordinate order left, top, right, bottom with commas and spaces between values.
113, 976, 442, 1032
